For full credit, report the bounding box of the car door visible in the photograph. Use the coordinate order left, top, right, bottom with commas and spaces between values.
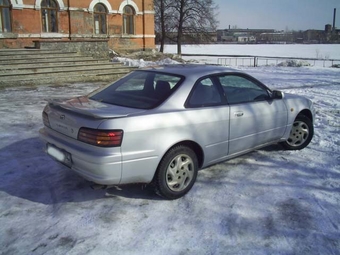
186, 77, 230, 165
216, 74, 288, 155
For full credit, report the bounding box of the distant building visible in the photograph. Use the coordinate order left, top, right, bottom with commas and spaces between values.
217, 26, 339, 44
0, 0, 155, 50
217, 29, 275, 43
303, 25, 340, 44
258, 32, 294, 44
303, 30, 327, 43
332, 29, 340, 41
236, 34, 256, 43
325, 24, 332, 33
155, 31, 217, 44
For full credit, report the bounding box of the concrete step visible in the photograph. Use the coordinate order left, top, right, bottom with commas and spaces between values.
0, 48, 135, 87
0, 49, 72, 55
0, 71, 134, 87
0, 59, 114, 69
0, 62, 123, 73
0, 52, 80, 60
0, 49, 77, 55
0, 66, 136, 79
0, 56, 98, 64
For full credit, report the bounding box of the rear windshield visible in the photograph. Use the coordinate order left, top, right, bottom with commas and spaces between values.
89, 71, 183, 109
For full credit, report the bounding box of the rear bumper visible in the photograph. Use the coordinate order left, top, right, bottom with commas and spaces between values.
39, 127, 123, 185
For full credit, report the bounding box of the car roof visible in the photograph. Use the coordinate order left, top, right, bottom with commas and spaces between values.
138, 64, 240, 78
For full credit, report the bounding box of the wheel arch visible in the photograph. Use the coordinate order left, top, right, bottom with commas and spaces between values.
281, 111, 314, 150
159, 140, 205, 169
297, 109, 313, 122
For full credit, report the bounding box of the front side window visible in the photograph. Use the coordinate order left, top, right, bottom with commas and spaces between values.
89, 71, 183, 109
0, 0, 11, 33
94, 3, 107, 34
41, 0, 58, 32
123, 5, 135, 35
218, 75, 270, 104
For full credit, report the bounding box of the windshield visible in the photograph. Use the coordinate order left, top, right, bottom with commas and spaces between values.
90, 71, 183, 109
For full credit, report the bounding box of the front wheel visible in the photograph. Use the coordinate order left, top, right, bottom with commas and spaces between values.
281, 115, 313, 150
153, 145, 198, 200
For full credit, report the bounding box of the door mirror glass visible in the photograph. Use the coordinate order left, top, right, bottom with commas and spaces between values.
272, 90, 284, 99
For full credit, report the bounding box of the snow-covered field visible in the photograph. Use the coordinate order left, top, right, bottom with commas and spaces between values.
164, 44, 340, 59
163, 44, 340, 67
1, 46, 340, 254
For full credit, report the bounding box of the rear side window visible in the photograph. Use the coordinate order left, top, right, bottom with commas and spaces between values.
89, 71, 183, 109
187, 77, 223, 107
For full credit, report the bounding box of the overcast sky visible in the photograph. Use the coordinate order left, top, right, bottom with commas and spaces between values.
215, 0, 340, 31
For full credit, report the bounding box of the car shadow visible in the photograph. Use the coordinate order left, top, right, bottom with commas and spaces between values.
0, 137, 160, 205
259, 143, 284, 151
104, 184, 161, 200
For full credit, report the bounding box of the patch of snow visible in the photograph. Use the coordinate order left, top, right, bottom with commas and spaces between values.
277, 59, 311, 67
109, 49, 118, 56
113, 56, 180, 67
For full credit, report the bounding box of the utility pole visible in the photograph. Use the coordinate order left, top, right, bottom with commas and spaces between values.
333, 8, 336, 33
68, 0, 72, 40
142, 0, 146, 51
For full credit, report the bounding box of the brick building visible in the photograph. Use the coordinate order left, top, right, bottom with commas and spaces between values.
0, 0, 155, 50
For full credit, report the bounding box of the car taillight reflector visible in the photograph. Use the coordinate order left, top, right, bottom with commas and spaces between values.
78, 128, 123, 147
43, 112, 50, 127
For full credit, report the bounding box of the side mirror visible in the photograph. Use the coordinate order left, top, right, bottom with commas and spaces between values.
272, 90, 284, 99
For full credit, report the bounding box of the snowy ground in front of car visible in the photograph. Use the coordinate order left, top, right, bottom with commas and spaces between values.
0, 65, 340, 255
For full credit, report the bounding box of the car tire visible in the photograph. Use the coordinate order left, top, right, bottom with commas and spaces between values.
281, 115, 313, 150
153, 145, 198, 200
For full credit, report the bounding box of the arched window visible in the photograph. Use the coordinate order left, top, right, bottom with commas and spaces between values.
41, 0, 58, 32
94, 3, 107, 34
123, 5, 135, 35
0, 0, 11, 33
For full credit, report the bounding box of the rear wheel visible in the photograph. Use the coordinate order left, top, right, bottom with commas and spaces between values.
281, 115, 313, 150
153, 145, 198, 200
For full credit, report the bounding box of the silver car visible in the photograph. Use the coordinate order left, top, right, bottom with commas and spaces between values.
39, 65, 315, 199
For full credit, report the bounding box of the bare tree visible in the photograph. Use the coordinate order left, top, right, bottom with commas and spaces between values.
154, 0, 167, 52
154, 0, 218, 55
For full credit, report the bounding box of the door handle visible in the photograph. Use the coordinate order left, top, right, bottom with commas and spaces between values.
234, 112, 244, 117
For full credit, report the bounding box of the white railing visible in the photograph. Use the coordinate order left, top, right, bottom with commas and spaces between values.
181, 53, 340, 68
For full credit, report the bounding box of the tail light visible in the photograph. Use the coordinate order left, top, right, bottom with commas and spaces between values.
78, 128, 123, 147
43, 112, 50, 127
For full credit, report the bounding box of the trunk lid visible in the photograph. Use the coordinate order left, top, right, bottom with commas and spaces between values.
45, 96, 145, 139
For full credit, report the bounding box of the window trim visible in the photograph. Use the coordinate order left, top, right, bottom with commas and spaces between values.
93, 3, 107, 35
118, 0, 139, 14
0, 0, 12, 33
123, 5, 135, 35
41, 0, 59, 33
35, 0, 64, 10
88, 0, 112, 14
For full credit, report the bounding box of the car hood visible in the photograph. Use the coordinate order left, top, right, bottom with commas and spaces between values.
283, 93, 304, 99
48, 96, 145, 119
283, 92, 312, 104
